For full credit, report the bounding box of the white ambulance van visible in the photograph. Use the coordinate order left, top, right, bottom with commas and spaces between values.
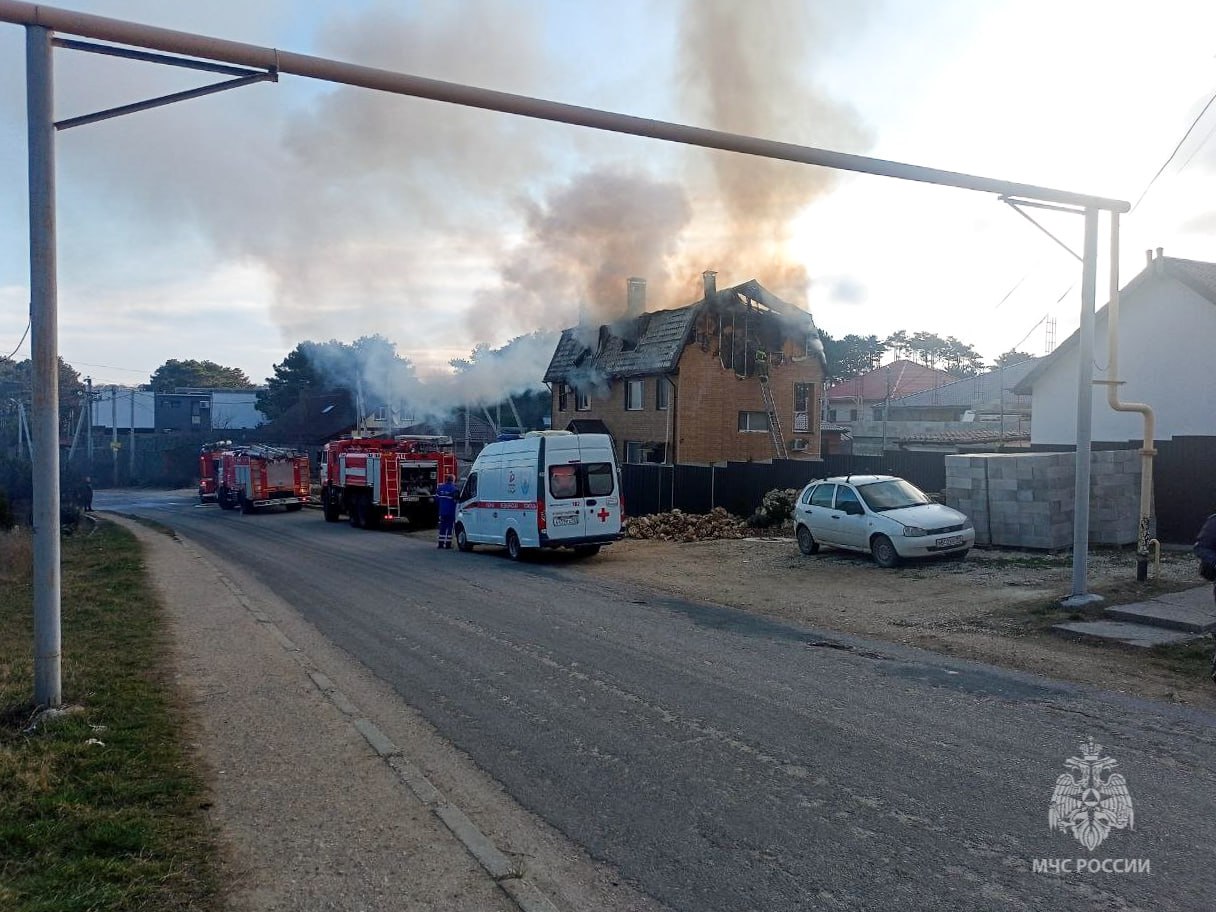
454, 431, 623, 559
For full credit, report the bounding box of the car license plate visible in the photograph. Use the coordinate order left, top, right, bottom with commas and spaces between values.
553, 513, 579, 526
936, 535, 965, 548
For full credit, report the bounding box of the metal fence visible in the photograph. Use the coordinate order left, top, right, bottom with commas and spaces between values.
1148, 436, 1216, 544
621, 451, 949, 519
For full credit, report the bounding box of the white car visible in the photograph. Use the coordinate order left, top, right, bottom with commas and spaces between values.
793, 475, 974, 568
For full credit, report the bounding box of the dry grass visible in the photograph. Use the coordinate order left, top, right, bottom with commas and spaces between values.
0, 527, 33, 586
0, 521, 220, 912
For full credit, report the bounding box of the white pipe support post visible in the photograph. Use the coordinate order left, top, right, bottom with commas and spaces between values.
1099, 212, 1156, 581
27, 23, 61, 708
1065, 208, 1102, 606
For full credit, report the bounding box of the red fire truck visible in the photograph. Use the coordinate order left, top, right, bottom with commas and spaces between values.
197, 442, 228, 504
320, 435, 458, 529
199, 443, 311, 513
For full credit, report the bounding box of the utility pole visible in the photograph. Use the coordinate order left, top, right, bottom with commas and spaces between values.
128, 387, 135, 482
27, 23, 60, 708
85, 376, 92, 474
110, 385, 118, 487
881, 366, 892, 455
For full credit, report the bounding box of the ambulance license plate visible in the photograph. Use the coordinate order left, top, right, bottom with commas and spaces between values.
553, 513, 579, 526
936, 535, 964, 548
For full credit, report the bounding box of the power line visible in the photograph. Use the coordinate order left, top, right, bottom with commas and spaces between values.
1131, 81, 1216, 211
67, 359, 154, 374
4, 318, 31, 360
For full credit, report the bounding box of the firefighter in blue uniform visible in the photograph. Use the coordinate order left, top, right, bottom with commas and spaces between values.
436, 474, 459, 549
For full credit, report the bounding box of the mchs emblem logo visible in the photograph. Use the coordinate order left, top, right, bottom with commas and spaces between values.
1049, 738, 1134, 851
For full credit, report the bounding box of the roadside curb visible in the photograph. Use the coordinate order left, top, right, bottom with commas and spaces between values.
175, 535, 561, 912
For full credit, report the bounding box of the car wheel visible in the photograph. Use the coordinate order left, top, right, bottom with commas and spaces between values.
218, 487, 234, 510
322, 487, 341, 522
796, 524, 819, 555
456, 524, 473, 552
349, 494, 365, 528
871, 534, 899, 569
505, 529, 522, 561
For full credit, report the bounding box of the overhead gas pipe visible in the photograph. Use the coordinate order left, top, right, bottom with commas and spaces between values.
1095, 214, 1157, 581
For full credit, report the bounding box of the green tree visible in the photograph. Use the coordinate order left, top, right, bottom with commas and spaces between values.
996, 349, 1036, 367
0, 356, 85, 446
940, 336, 984, 377
884, 329, 910, 360
147, 358, 252, 392
257, 336, 415, 422
257, 342, 330, 421
818, 331, 886, 381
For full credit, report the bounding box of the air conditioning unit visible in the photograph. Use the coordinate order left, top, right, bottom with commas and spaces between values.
791, 438, 809, 452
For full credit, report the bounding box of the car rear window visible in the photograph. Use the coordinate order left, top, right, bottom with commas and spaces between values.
809, 484, 835, 508
585, 462, 614, 496
548, 465, 578, 499
548, 462, 615, 499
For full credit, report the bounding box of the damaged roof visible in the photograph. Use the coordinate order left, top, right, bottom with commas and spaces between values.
543, 279, 818, 384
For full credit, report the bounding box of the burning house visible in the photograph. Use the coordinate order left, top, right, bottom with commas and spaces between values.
544, 272, 827, 465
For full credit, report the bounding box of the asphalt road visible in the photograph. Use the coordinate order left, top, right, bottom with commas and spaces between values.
99, 490, 1216, 912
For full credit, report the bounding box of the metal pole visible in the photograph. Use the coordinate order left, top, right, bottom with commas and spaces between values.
27, 23, 60, 708
110, 385, 117, 486
67, 392, 85, 460
0, 0, 1129, 213
1067, 208, 1100, 603
85, 375, 92, 472
128, 387, 135, 481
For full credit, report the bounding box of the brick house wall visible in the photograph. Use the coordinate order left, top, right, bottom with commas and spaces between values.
674, 339, 823, 464
551, 375, 673, 463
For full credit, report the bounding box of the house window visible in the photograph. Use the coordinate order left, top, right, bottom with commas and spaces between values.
625, 379, 644, 411
849, 409, 859, 422
558, 385, 568, 411
793, 382, 812, 432
575, 388, 591, 411
828, 408, 838, 422
625, 441, 667, 464
738, 411, 770, 432
656, 378, 670, 410
873, 407, 883, 421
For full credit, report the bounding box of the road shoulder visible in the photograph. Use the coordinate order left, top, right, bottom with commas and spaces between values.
115, 515, 520, 912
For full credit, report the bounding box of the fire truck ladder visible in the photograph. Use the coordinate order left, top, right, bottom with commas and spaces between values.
383, 456, 401, 518
759, 377, 789, 460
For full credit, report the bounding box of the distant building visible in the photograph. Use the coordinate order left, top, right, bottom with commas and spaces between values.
825, 360, 953, 423
90, 387, 267, 433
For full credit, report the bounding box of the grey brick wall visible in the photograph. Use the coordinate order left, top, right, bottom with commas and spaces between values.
942, 451, 1141, 549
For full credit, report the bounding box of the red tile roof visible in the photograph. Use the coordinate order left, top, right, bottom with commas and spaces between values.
827, 360, 954, 402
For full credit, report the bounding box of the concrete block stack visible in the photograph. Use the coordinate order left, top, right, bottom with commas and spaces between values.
943, 451, 1140, 549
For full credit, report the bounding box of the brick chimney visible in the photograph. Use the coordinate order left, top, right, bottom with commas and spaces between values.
627, 277, 646, 318
702, 270, 717, 302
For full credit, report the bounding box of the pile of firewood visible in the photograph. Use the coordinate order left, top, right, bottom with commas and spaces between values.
624, 507, 749, 542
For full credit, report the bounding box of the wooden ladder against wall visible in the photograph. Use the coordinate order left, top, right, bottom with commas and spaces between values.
760, 379, 789, 460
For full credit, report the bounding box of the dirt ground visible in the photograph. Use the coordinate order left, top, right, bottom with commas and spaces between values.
580, 534, 1216, 708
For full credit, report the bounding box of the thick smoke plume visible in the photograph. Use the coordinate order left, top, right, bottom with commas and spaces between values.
23, 1, 867, 419
676, 0, 870, 302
